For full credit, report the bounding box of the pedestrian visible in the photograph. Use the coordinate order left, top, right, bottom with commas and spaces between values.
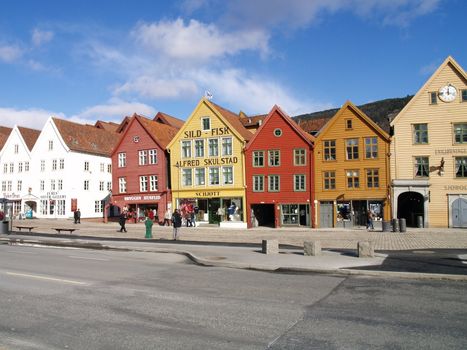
163, 209, 172, 226
144, 217, 153, 239
367, 211, 374, 230
185, 211, 193, 227
152, 208, 157, 222
171, 209, 182, 240
74, 208, 81, 224
119, 211, 127, 232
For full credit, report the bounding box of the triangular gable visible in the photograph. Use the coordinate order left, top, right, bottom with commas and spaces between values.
315, 101, 390, 142
245, 105, 314, 151
17, 126, 41, 151
167, 98, 252, 150
0, 126, 13, 151
30, 116, 71, 155
391, 56, 467, 126
116, 116, 131, 133
153, 112, 184, 129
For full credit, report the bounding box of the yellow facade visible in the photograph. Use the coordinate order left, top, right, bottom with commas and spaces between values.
314, 102, 391, 228
390, 56, 467, 228
167, 98, 250, 224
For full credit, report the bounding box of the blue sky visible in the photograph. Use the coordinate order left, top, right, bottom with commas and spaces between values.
0, 0, 466, 129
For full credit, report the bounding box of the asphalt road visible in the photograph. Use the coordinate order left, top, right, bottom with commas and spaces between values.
0, 244, 466, 349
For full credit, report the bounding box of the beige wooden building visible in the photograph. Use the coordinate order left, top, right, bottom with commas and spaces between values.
390, 56, 467, 228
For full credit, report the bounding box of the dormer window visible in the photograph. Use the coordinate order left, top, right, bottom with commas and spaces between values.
202, 117, 211, 131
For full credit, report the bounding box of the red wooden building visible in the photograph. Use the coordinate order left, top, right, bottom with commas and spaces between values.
245, 105, 315, 228
111, 114, 179, 223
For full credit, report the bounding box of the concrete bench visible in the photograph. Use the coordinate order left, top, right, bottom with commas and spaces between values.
14, 226, 36, 233
52, 228, 77, 234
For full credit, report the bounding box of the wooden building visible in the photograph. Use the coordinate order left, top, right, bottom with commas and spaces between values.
244, 105, 314, 228
314, 101, 391, 228
390, 56, 467, 227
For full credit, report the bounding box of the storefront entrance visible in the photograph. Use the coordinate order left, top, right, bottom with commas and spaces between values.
251, 204, 275, 227
452, 197, 467, 228
397, 192, 424, 227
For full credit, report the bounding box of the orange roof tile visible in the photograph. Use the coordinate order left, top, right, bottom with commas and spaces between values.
137, 115, 178, 150
153, 112, 184, 129
0, 126, 13, 150
208, 101, 253, 141
94, 120, 120, 132
17, 126, 41, 151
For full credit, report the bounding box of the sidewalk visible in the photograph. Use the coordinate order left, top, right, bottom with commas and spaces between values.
3, 218, 467, 280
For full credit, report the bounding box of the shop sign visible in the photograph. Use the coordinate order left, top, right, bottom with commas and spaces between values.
183, 127, 230, 138
444, 185, 467, 191
123, 195, 161, 201
3, 193, 20, 199
175, 156, 238, 168
40, 191, 66, 200
435, 148, 467, 155
195, 191, 220, 197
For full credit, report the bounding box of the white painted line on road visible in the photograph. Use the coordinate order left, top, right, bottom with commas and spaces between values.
68, 255, 109, 261
5, 272, 89, 285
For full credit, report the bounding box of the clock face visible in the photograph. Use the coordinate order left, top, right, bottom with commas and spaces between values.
438, 84, 457, 102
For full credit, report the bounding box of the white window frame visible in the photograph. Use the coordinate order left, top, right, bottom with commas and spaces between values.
139, 150, 148, 165
150, 175, 158, 191
149, 149, 157, 164
119, 177, 127, 193
118, 153, 126, 168
209, 167, 220, 185
222, 166, 233, 185
294, 174, 306, 191
194, 168, 205, 186
140, 176, 148, 192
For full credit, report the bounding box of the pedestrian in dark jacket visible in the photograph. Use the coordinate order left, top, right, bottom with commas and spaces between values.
74, 209, 81, 224
119, 212, 127, 232
171, 209, 182, 240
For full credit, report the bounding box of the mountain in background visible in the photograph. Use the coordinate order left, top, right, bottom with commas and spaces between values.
293, 95, 413, 135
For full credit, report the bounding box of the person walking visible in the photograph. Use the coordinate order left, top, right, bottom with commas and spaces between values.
74, 209, 81, 224
367, 210, 374, 230
144, 217, 153, 239
163, 209, 172, 226
119, 211, 127, 232
171, 209, 182, 240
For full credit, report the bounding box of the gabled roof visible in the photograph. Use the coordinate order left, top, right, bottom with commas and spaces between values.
239, 114, 267, 128
245, 105, 314, 151
208, 100, 253, 141
94, 120, 120, 132
137, 115, 178, 150
52, 117, 119, 157
17, 126, 41, 151
0, 126, 13, 150
116, 116, 131, 133
391, 56, 467, 126
298, 117, 331, 134
153, 112, 184, 129
315, 101, 390, 142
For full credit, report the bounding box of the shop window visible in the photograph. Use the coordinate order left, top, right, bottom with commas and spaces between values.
323, 171, 335, 190
294, 174, 306, 191
365, 137, 378, 159
414, 156, 429, 177
253, 175, 264, 192
453, 123, 467, 144
253, 151, 264, 167
366, 169, 379, 188
345, 138, 359, 160
337, 202, 351, 222
281, 204, 299, 225
346, 170, 359, 188
413, 124, 428, 144
455, 157, 467, 178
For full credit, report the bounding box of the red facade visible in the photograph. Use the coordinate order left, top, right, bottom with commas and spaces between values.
111, 115, 176, 223
245, 106, 315, 228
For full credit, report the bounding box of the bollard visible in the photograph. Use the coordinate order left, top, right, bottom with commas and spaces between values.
262, 239, 278, 254
416, 215, 424, 228
381, 221, 391, 232
399, 218, 406, 233
304, 241, 321, 256
392, 218, 399, 232
358, 241, 374, 258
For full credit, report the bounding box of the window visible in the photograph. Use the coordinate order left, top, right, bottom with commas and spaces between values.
139, 150, 148, 165
7, 181, 12, 191
253, 151, 264, 167
40, 200, 48, 215
414, 157, 429, 177
195, 140, 204, 157
99, 181, 104, 191
253, 175, 264, 192
195, 168, 205, 186
345, 119, 353, 129
40, 160, 45, 172
17, 180, 22, 191
57, 200, 65, 216
323, 171, 336, 190
268, 175, 280, 192
346, 170, 360, 188
294, 174, 306, 191
107, 164, 112, 173
1, 181, 5, 191
181, 141, 192, 158
60, 159, 65, 169
282, 204, 299, 225
182, 169, 193, 186
413, 124, 428, 144
294, 149, 306, 166
84, 180, 89, 190
119, 177, 127, 193
58, 179, 63, 190
346, 139, 359, 160
223, 166, 233, 185
150, 175, 158, 191
52, 159, 57, 171
95, 200, 104, 213
48, 140, 53, 150
9, 163, 13, 173
453, 123, 467, 144
455, 157, 467, 178
18, 162, 23, 173
222, 137, 233, 156
84, 161, 90, 171
118, 153, 126, 167
365, 137, 378, 159
40, 180, 45, 191
268, 150, 280, 167
140, 176, 148, 192
367, 169, 379, 188
14, 144, 19, 154
430, 92, 437, 104
3, 164, 7, 173
462, 89, 467, 102
149, 149, 157, 164
51, 179, 56, 191
209, 167, 219, 185
274, 128, 282, 137
208, 139, 218, 157
323, 140, 336, 161
107, 182, 112, 191
202, 117, 211, 131
100, 163, 105, 172
25, 161, 29, 171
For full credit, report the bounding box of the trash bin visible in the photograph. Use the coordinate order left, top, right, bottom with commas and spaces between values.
399, 218, 406, 233
0, 220, 10, 234
392, 218, 399, 232
382, 221, 391, 232
416, 215, 424, 228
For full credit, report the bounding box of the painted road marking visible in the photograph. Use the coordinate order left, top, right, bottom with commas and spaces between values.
5, 272, 89, 285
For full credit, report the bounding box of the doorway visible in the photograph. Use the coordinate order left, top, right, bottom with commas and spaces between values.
251, 204, 275, 227
397, 192, 424, 227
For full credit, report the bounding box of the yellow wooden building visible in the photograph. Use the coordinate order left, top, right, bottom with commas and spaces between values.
390, 56, 467, 228
166, 98, 252, 227
314, 101, 391, 228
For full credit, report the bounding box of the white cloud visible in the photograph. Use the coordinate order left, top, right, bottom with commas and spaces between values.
72, 98, 156, 120
0, 44, 23, 63
132, 18, 269, 62
114, 76, 198, 99
31, 28, 54, 47
0, 107, 64, 129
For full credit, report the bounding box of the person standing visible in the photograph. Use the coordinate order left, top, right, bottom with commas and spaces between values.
119, 211, 127, 232
74, 209, 81, 224
367, 211, 374, 231
163, 209, 172, 226
171, 209, 182, 240
145, 217, 153, 239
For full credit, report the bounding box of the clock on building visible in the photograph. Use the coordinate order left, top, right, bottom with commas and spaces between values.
438, 84, 457, 102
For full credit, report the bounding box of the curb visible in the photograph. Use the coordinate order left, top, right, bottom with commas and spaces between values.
2, 237, 467, 281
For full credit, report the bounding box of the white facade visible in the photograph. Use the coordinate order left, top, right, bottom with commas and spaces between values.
0, 126, 34, 217
31, 117, 113, 219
